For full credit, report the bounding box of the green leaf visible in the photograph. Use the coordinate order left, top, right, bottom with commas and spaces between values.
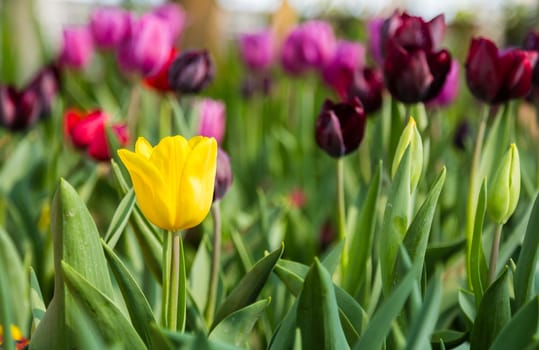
189, 235, 212, 314
268, 300, 299, 350
210, 298, 271, 346
470, 180, 489, 305
297, 259, 349, 350
29, 267, 46, 329
490, 296, 539, 350
155, 327, 240, 350
404, 270, 443, 350
211, 244, 283, 330
0, 133, 42, 194
102, 240, 158, 348
68, 305, 109, 350
110, 159, 130, 195
470, 268, 511, 349
344, 162, 382, 295
61, 261, 146, 350
353, 263, 416, 350
178, 236, 187, 332
430, 330, 468, 350
0, 251, 15, 350
130, 208, 163, 282
458, 289, 476, 323
320, 240, 344, 276
514, 193, 539, 310
104, 188, 136, 247
425, 238, 466, 267
380, 147, 411, 295
394, 167, 446, 287
31, 179, 114, 350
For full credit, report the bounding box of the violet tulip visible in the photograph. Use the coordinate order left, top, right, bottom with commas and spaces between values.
346, 67, 384, 114
281, 20, 336, 75
465, 37, 537, 104
196, 98, 226, 144
523, 30, 539, 84
366, 18, 384, 65
315, 97, 366, 158
213, 148, 233, 201
322, 41, 366, 98
90, 7, 131, 49
238, 30, 274, 72
152, 3, 186, 44
168, 50, 215, 94
60, 26, 94, 69
427, 59, 459, 107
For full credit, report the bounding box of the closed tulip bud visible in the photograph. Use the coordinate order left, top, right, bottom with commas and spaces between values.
346, 66, 384, 114
487, 143, 520, 224
214, 148, 232, 201
315, 97, 366, 158
90, 7, 131, 49
391, 117, 423, 192
152, 3, 186, 44
466, 37, 537, 104
0, 86, 42, 131
168, 50, 215, 94
196, 98, 226, 144
238, 30, 275, 72
60, 26, 94, 69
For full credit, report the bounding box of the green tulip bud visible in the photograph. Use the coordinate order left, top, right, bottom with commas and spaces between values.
391, 117, 423, 192
487, 143, 520, 224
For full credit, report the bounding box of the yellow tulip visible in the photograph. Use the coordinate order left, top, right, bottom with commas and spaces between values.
118, 135, 217, 231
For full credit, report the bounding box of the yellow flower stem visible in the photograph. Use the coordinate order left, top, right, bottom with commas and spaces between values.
205, 202, 221, 325
336, 158, 348, 281
488, 223, 503, 285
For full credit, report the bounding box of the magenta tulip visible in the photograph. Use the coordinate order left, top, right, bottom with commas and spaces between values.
90, 7, 131, 49
238, 30, 274, 72
322, 41, 366, 98
197, 98, 226, 144
60, 26, 94, 69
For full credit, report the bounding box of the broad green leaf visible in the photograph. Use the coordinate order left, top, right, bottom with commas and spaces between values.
210, 298, 270, 346
0, 251, 15, 350
380, 148, 411, 295
404, 270, 443, 350
470, 180, 489, 305
61, 261, 146, 350
430, 330, 468, 349
211, 244, 283, 330
458, 289, 476, 323
297, 259, 349, 350
189, 235, 212, 314
393, 167, 446, 287
111, 159, 130, 195
155, 327, 240, 350
130, 208, 163, 282
344, 162, 382, 295
30, 267, 46, 328
0, 133, 42, 194
0, 228, 28, 328
68, 305, 109, 350
514, 193, 539, 310
102, 241, 157, 348
490, 296, 539, 350
353, 264, 416, 350
104, 188, 136, 247
470, 268, 511, 349
31, 179, 114, 350
425, 238, 466, 267
320, 240, 344, 276
268, 300, 299, 350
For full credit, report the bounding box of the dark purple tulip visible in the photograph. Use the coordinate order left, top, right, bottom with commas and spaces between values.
347, 67, 384, 114
60, 26, 94, 69
152, 3, 186, 44
427, 59, 459, 107
213, 149, 233, 201
281, 20, 336, 75
384, 39, 451, 103
466, 37, 538, 104
238, 30, 274, 72
168, 50, 215, 94
26, 63, 61, 117
453, 120, 471, 151
523, 31, 539, 84
0, 86, 41, 131
322, 41, 366, 98
315, 97, 366, 158
90, 7, 131, 49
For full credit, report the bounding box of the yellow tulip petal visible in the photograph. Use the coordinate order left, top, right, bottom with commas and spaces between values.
118, 149, 174, 230
135, 137, 154, 159
188, 135, 205, 148
175, 137, 217, 230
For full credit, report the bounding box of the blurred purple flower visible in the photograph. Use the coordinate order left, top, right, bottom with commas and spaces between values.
281, 20, 336, 75
168, 50, 215, 93
322, 41, 366, 98
213, 148, 233, 201
466, 37, 537, 104
152, 2, 186, 44
90, 7, 131, 49
347, 66, 384, 114
523, 30, 539, 84
60, 26, 94, 69
197, 98, 226, 144
238, 30, 274, 72
427, 59, 459, 107
367, 18, 384, 65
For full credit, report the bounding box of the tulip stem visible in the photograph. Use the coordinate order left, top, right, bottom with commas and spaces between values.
206, 202, 222, 325
163, 230, 186, 331
126, 85, 141, 137
488, 224, 503, 285
336, 158, 348, 279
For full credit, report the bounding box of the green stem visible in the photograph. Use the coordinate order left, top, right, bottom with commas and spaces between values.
488, 224, 503, 285
206, 203, 222, 325
168, 231, 181, 330
336, 158, 348, 279
466, 105, 489, 286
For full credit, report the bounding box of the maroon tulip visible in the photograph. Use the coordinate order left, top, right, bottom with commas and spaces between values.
347, 67, 384, 114
466, 37, 538, 104
168, 50, 215, 94
523, 30, 539, 84
238, 30, 275, 72
213, 148, 233, 201
384, 38, 451, 103
322, 41, 366, 98
90, 7, 131, 49
315, 97, 366, 158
